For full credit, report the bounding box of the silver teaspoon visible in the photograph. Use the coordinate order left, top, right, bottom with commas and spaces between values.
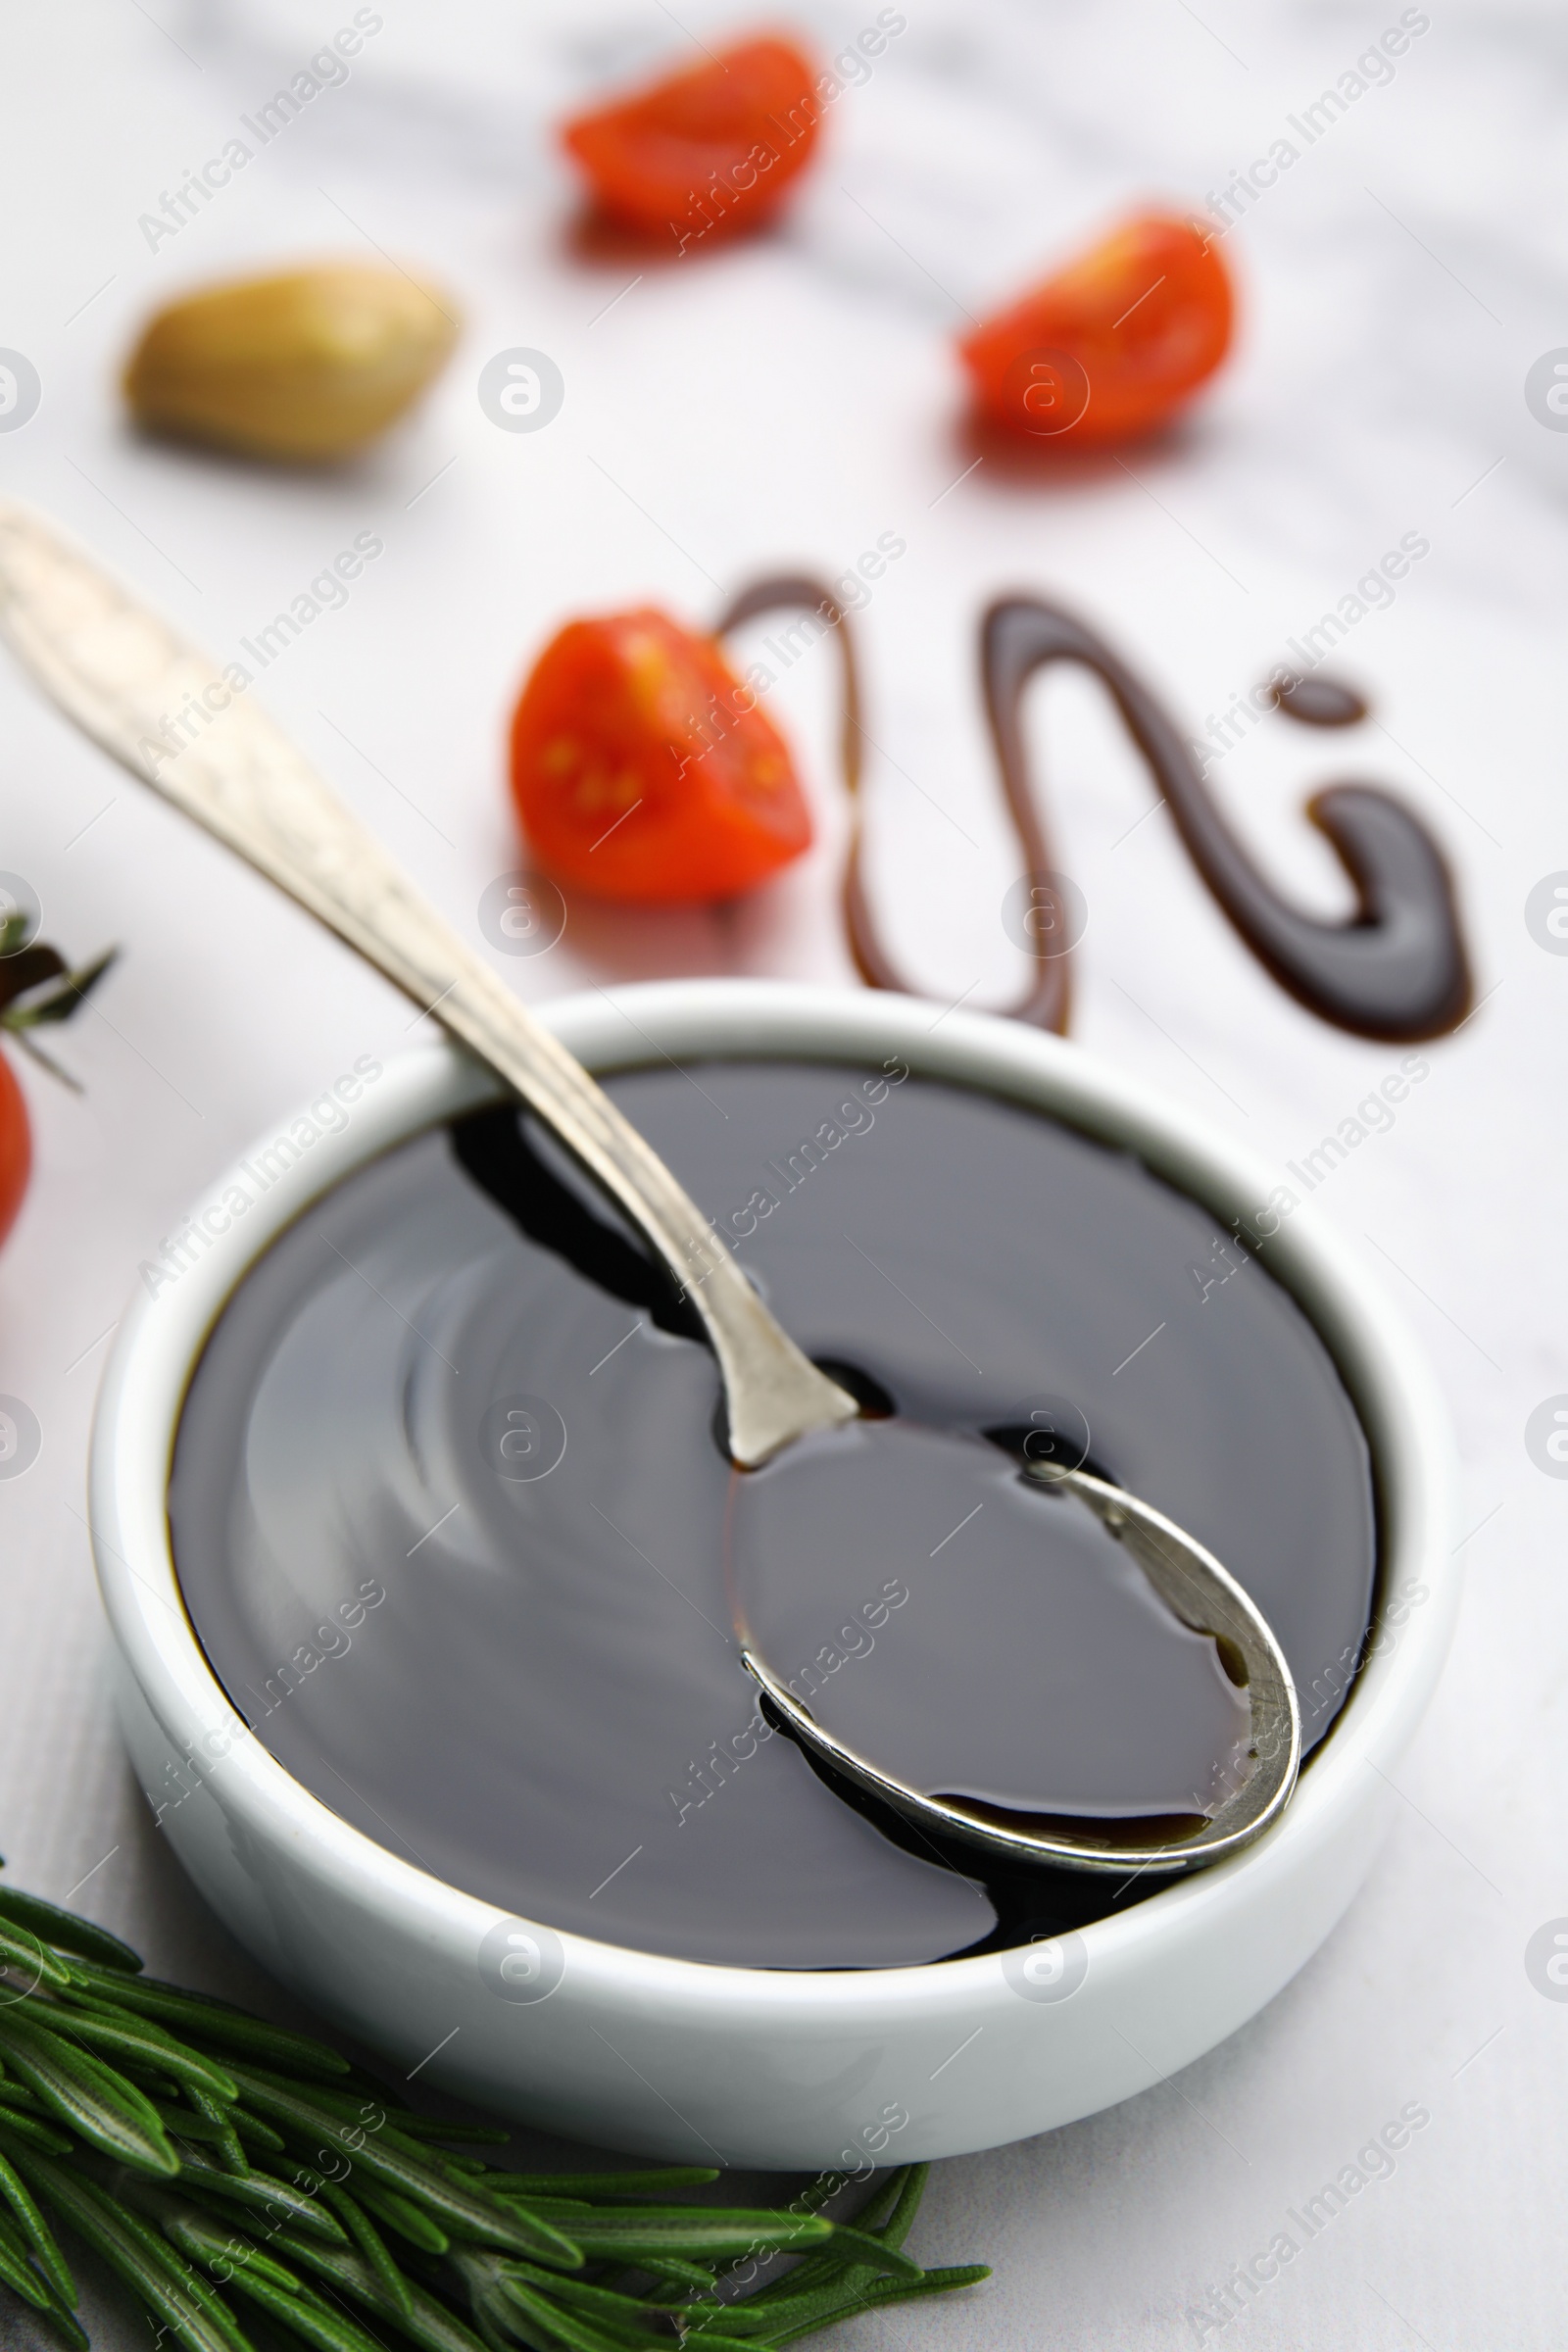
743, 1454, 1301, 1876
0, 499, 1300, 1872
0, 497, 853, 1468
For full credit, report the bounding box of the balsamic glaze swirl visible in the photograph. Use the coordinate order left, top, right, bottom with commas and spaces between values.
714, 580, 1473, 1044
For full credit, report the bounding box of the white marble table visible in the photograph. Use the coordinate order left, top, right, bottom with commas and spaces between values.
0, 0, 1562, 2342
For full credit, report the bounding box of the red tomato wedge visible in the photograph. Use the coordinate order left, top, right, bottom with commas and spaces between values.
561, 36, 823, 249
510, 609, 813, 904
958, 213, 1234, 447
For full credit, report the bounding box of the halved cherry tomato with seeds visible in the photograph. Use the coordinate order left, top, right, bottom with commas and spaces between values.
958, 213, 1234, 447
510, 609, 813, 904
561, 37, 823, 250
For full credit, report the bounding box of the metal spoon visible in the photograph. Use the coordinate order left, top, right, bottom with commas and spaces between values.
0, 499, 1300, 1871
0, 498, 852, 1468
744, 1457, 1300, 1876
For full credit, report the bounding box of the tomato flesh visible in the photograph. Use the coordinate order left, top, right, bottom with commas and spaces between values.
561, 37, 822, 247
510, 609, 813, 904
958, 214, 1234, 446
0, 1053, 30, 1251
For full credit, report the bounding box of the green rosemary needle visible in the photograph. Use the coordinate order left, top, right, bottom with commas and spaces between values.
0, 1859, 989, 2351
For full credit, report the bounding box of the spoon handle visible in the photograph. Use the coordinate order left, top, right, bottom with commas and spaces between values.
0, 499, 851, 1465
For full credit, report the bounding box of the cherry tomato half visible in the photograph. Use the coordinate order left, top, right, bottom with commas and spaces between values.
561, 36, 823, 249
510, 609, 813, 905
0, 1054, 30, 1252
958, 213, 1234, 447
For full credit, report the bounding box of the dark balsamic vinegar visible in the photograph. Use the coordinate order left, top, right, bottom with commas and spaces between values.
715, 577, 1473, 1044
169, 1062, 1376, 1970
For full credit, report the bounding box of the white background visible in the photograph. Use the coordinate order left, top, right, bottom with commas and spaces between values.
0, 1, 1563, 2343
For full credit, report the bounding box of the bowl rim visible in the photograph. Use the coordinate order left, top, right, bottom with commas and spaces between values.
89, 978, 1458, 2021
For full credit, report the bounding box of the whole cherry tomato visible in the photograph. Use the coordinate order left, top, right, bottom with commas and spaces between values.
561, 37, 823, 250
958, 213, 1234, 447
510, 608, 813, 904
0, 921, 115, 1250
0, 1054, 29, 1252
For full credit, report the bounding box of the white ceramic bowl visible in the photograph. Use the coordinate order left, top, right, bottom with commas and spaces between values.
89, 981, 1458, 2167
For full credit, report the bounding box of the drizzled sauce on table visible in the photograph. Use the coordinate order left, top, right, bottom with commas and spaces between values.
714, 580, 1471, 1043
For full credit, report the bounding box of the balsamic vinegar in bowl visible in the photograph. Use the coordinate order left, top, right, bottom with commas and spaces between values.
169, 1057, 1375, 1971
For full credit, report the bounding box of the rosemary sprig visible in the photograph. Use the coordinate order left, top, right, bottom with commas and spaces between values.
0, 1861, 989, 2349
